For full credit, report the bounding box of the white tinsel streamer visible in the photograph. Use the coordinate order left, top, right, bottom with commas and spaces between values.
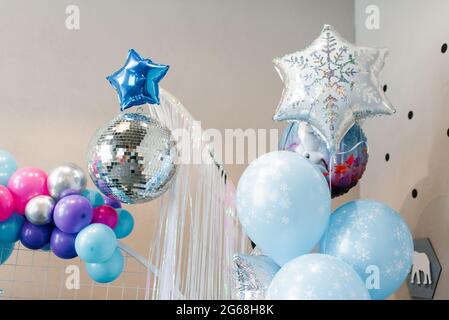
145, 89, 250, 300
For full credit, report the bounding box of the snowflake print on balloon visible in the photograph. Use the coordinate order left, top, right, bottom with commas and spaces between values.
236, 151, 331, 265
319, 200, 413, 300
266, 254, 370, 300
273, 25, 395, 151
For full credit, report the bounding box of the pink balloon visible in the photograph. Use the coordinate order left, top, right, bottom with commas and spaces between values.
0, 185, 14, 222
92, 205, 118, 229
7, 167, 49, 214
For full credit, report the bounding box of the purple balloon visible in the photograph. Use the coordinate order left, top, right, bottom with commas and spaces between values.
53, 195, 93, 234
20, 221, 53, 250
50, 228, 77, 259
103, 196, 122, 209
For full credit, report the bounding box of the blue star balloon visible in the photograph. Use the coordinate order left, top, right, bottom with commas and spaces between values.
107, 49, 169, 111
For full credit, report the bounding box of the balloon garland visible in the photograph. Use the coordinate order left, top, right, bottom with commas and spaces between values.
0, 49, 176, 284
0, 49, 175, 285
0, 156, 135, 283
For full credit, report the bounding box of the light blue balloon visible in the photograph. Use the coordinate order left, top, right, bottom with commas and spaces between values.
0, 149, 17, 186
81, 189, 105, 208
320, 200, 413, 300
114, 209, 134, 239
266, 253, 370, 300
75, 223, 117, 263
236, 151, 331, 266
0, 213, 24, 244
85, 248, 124, 283
0, 242, 15, 265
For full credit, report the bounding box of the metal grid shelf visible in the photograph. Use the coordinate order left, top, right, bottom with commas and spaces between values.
0, 242, 148, 300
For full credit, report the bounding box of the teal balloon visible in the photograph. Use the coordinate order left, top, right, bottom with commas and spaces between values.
81, 189, 105, 208
0, 213, 24, 244
266, 253, 370, 300
85, 248, 124, 283
0, 242, 15, 265
114, 209, 134, 239
320, 200, 413, 300
75, 223, 117, 263
0, 149, 17, 186
236, 151, 331, 266
41, 243, 51, 251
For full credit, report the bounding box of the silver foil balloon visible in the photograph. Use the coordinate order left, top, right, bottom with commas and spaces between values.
232, 254, 280, 300
47, 163, 87, 199
25, 195, 55, 225
86, 112, 177, 204
273, 24, 395, 151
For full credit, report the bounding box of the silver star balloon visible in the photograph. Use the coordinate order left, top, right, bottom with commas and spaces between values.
273, 24, 394, 151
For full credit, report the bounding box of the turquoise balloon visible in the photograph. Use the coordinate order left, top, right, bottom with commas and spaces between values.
41, 243, 51, 251
236, 151, 331, 266
0, 213, 24, 244
75, 223, 117, 263
0, 242, 15, 265
320, 200, 413, 300
114, 209, 134, 239
266, 253, 370, 300
0, 149, 17, 186
81, 189, 105, 208
85, 248, 124, 283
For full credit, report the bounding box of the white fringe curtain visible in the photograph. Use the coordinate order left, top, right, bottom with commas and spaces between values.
145, 89, 250, 300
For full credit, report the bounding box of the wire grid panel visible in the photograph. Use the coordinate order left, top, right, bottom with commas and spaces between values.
0, 242, 149, 300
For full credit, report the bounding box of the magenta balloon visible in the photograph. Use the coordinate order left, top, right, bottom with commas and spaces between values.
7, 167, 48, 214
53, 195, 93, 234
0, 185, 14, 222
92, 205, 118, 229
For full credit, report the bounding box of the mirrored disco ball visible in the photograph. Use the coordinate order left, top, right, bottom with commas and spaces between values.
87, 113, 177, 204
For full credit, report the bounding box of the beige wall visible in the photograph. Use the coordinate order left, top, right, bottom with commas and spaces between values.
0, 0, 355, 298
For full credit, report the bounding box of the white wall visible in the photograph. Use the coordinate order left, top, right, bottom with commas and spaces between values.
355, 0, 449, 299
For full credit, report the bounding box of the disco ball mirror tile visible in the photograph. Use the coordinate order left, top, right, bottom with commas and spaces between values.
87, 113, 177, 204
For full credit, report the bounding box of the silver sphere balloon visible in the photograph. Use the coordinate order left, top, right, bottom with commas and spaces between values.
25, 195, 55, 225
86, 113, 177, 204
47, 163, 87, 199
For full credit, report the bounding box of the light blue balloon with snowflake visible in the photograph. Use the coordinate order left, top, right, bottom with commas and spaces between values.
266, 253, 370, 300
319, 200, 414, 300
236, 151, 331, 266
